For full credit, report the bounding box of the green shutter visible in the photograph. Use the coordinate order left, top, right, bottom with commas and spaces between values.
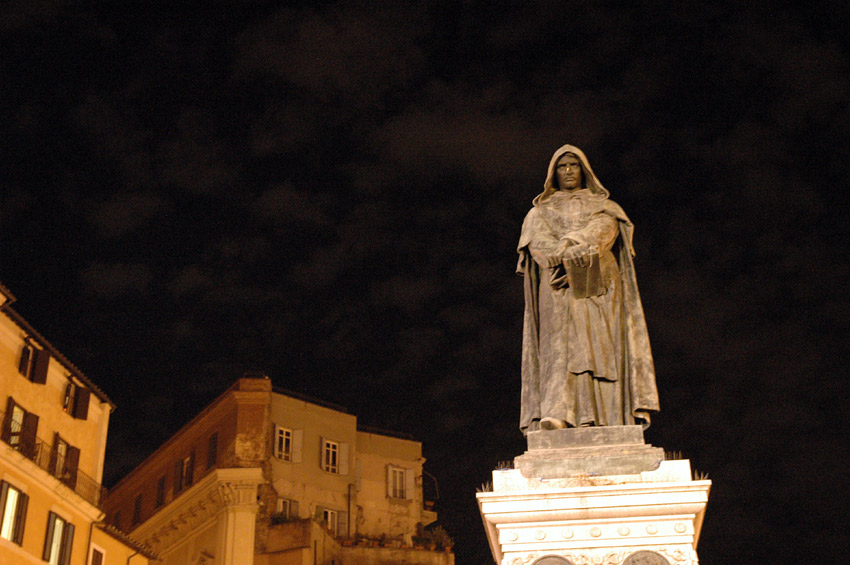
65, 446, 80, 489
30, 348, 50, 384
43, 512, 57, 561
18, 345, 31, 376
21, 412, 38, 459
13, 491, 28, 544
1, 398, 15, 443
60, 521, 74, 565
72, 388, 90, 420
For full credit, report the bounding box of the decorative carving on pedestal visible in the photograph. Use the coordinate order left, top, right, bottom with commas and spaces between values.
510, 547, 697, 565
532, 556, 574, 565
622, 550, 670, 564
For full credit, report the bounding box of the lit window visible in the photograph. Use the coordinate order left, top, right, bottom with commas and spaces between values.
43, 512, 75, 565
322, 440, 338, 474
50, 435, 80, 488
0, 481, 28, 545
8, 404, 24, 450
63, 383, 75, 412
2, 398, 38, 459
53, 437, 68, 477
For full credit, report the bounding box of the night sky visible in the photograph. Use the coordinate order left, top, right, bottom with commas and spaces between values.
2, 2, 849, 562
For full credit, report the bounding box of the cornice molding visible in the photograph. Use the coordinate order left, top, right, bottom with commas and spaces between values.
132, 467, 263, 556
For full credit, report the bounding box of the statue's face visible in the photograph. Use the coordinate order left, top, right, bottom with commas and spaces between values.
555, 154, 583, 191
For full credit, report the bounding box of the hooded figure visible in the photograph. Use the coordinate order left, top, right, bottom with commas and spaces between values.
517, 144, 659, 434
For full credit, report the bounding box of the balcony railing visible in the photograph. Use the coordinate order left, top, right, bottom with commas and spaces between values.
1, 409, 106, 508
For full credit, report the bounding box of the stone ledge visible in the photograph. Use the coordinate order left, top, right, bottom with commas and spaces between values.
517, 425, 664, 479
526, 425, 646, 450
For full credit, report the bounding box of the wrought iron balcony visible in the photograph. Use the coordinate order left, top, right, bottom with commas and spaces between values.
1, 409, 106, 508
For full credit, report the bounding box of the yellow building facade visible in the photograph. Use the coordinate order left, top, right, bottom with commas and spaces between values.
0, 283, 154, 565
104, 375, 454, 565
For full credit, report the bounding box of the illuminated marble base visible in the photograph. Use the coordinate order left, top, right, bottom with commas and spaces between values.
477, 460, 711, 565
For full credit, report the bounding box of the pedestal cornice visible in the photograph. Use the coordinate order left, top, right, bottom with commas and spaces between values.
479, 459, 711, 565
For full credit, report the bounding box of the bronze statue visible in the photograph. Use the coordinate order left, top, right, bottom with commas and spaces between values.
517, 145, 659, 434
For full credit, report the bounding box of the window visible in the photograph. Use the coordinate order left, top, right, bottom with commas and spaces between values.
174, 451, 194, 494
320, 438, 348, 475
89, 546, 105, 565
53, 436, 68, 476
112, 511, 122, 531
18, 343, 50, 384
132, 494, 142, 525
43, 512, 74, 565
322, 508, 338, 534
322, 440, 338, 473
2, 397, 39, 458
275, 497, 299, 519
7, 404, 24, 450
389, 466, 405, 498
155, 476, 166, 508
50, 434, 80, 488
0, 480, 28, 545
386, 466, 415, 500
274, 426, 302, 462
276, 427, 292, 461
63, 383, 90, 420
207, 432, 218, 470
316, 507, 347, 537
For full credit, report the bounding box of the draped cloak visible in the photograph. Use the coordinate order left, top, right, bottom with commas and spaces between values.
517, 145, 659, 432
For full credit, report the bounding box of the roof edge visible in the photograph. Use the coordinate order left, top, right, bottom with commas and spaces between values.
95, 522, 159, 559
2, 304, 115, 410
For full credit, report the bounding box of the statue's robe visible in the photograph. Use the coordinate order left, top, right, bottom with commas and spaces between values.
517, 145, 659, 433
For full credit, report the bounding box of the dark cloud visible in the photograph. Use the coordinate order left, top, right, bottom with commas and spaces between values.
234, 3, 427, 103
81, 262, 152, 298
89, 192, 170, 237
251, 183, 332, 226
156, 108, 242, 196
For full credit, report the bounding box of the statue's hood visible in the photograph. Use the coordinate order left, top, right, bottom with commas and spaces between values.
534, 144, 610, 206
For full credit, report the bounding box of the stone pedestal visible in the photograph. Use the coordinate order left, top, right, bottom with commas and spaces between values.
477, 426, 710, 565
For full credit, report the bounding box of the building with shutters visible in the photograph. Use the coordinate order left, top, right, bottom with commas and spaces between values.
103, 374, 454, 565
0, 283, 155, 565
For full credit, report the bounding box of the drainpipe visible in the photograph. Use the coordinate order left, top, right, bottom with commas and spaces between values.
87, 521, 95, 565
348, 483, 355, 539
